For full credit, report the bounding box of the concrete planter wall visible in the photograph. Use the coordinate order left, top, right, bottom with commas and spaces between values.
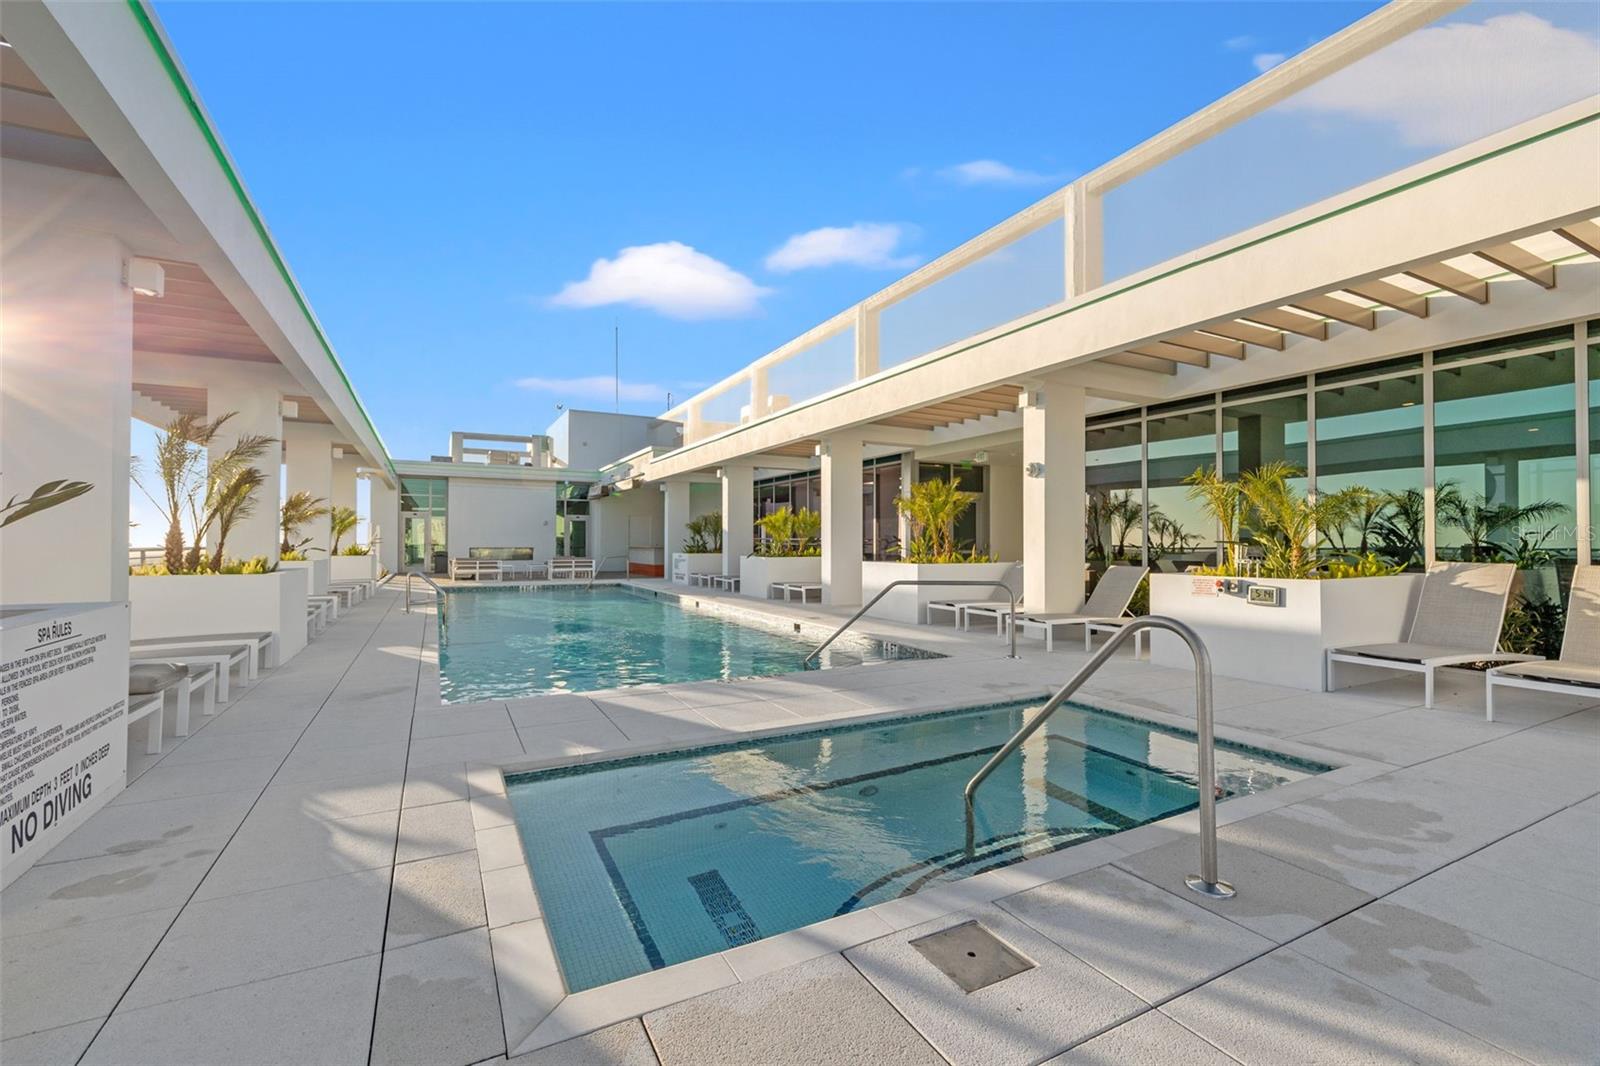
861, 560, 1019, 624
671, 552, 723, 584
739, 555, 822, 599
130, 569, 309, 663
279, 558, 330, 597
330, 554, 377, 583
1149, 572, 1422, 690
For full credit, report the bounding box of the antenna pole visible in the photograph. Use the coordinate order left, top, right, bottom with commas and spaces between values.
613, 324, 620, 413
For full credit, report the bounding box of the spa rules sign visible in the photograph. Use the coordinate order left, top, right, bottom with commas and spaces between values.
0, 602, 128, 888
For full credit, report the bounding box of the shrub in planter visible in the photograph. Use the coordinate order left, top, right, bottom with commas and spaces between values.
754, 506, 821, 557
682, 511, 722, 553
894, 479, 995, 564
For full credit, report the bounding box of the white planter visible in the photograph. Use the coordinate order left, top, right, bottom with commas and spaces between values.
1149, 572, 1422, 691
330, 554, 377, 583
739, 555, 822, 600
279, 558, 330, 597
861, 561, 1019, 624
130, 570, 309, 663
671, 553, 723, 584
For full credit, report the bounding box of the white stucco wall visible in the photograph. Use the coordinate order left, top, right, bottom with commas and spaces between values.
591, 487, 663, 570
369, 479, 399, 575
987, 461, 1023, 562
548, 410, 681, 471
447, 478, 557, 561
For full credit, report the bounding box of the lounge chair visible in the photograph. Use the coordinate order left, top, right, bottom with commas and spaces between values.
129, 660, 216, 739
133, 631, 277, 674
711, 574, 740, 592
1011, 565, 1149, 652
779, 582, 820, 603
1326, 561, 1538, 707
127, 691, 164, 757
926, 599, 995, 626
131, 642, 252, 703
1485, 565, 1599, 721
962, 598, 1026, 634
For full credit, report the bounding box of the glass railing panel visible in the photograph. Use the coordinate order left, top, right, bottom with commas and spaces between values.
765, 325, 856, 413
693, 377, 752, 442
1100, 1, 1600, 283
878, 217, 1065, 371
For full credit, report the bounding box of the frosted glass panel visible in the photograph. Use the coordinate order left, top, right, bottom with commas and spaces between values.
766, 326, 855, 412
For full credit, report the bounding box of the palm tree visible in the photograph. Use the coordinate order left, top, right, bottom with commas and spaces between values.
132, 412, 237, 573
210, 466, 266, 570
281, 490, 330, 555
184, 431, 275, 571
896, 478, 977, 561
330, 505, 359, 554
1237, 462, 1367, 579
1183, 465, 1247, 573
1372, 487, 1427, 569
1437, 490, 1567, 562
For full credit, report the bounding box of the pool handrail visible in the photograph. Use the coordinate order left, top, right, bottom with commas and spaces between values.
588, 554, 629, 587
803, 579, 1019, 666
402, 570, 444, 614
962, 615, 1235, 900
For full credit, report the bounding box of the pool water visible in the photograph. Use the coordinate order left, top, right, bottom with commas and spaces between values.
506, 699, 1327, 991
437, 587, 938, 703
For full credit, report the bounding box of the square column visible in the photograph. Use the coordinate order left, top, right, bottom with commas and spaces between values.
330, 450, 360, 550
1022, 379, 1086, 614
720, 464, 753, 576
206, 384, 284, 565
0, 227, 131, 604
662, 480, 692, 555
821, 436, 864, 606
283, 422, 336, 555
369, 477, 399, 575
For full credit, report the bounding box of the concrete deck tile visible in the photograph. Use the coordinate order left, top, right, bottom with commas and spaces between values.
396, 799, 476, 862
518, 954, 738, 1054
645, 953, 941, 1066
692, 699, 804, 731
254, 771, 405, 819
482, 864, 541, 928
0, 1019, 103, 1066
0, 908, 178, 1039
371, 927, 504, 1066
120, 867, 389, 1010
193, 807, 398, 899
1385, 859, 1599, 979
590, 689, 690, 713
387, 849, 487, 949
846, 903, 1147, 1065
721, 908, 894, 982
1114, 835, 1373, 943
81, 954, 380, 1066
107, 754, 282, 805
999, 866, 1275, 1003
403, 762, 472, 808
1462, 813, 1600, 905
1162, 948, 1512, 1065
409, 730, 526, 769
596, 704, 725, 744
1046, 1009, 1236, 1065
476, 824, 526, 872
0, 845, 215, 937
29, 788, 256, 865
505, 1020, 657, 1066
1293, 707, 1515, 766
659, 681, 770, 708
470, 789, 514, 830
1211, 696, 1397, 739
1295, 900, 1600, 1063
294, 710, 415, 751
490, 920, 566, 1050
152, 725, 305, 766
274, 739, 409, 785
516, 718, 630, 759
504, 694, 609, 727
412, 704, 515, 739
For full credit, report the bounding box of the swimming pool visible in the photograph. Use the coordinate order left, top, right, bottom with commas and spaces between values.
505, 699, 1327, 991
437, 586, 938, 702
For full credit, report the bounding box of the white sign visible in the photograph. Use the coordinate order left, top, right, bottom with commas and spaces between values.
0, 602, 128, 888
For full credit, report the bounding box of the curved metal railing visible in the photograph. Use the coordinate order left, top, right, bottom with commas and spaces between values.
802, 579, 1019, 667
402, 570, 445, 614
962, 615, 1234, 899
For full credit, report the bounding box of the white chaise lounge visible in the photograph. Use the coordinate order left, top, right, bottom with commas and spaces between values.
1485, 565, 1598, 721
131, 643, 251, 703
129, 660, 216, 739
1326, 561, 1538, 708
963, 598, 1026, 635
133, 631, 278, 674
1011, 565, 1149, 652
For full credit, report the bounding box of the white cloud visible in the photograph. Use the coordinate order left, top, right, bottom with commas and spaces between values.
939, 159, 1061, 188
1252, 52, 1286, 73
1279, 12, 1600, 148
764, 223, 919, 273
550, 241, 770, 319
515, 375, 667, 402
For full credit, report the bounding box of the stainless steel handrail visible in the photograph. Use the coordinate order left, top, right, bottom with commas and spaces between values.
588, 554, 628, 587
962, 615, 1235, 899
802, 579, 1019, 667
402, 570, 445, 613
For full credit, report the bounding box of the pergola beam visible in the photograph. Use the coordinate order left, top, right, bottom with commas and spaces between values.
1404, 262, 1489, 304
1101, 352, 1178, 375
1553, 220, 1600, 258
1240, 307, 1328, 339
1198, 320, 1285, 350
1287, 295, 1376, 330
1344, 280, 1428, 318
1476, 243, 1556, 288
1128, 342, 1209, 367
1168, 331, 1246, 359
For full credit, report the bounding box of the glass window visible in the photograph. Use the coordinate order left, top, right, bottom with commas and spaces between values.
1222, 391, 1307, 481
1086, 420, 1143, 561
1315, 373, 1424, 568
1146, 406, 1217, 564
1434, 348, 1577, 560
1589, 341, 1598, 559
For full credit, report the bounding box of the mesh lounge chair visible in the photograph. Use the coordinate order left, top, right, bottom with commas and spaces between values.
1485, 565, 1599, 721
1326, 561, 1538, 707
1012, 565, 1149, 652
962, 598, 1026, 634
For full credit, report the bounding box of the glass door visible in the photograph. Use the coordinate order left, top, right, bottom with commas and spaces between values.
402, 511, 427, 570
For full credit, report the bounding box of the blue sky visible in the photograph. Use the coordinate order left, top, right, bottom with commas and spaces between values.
150, 0, 1388, 465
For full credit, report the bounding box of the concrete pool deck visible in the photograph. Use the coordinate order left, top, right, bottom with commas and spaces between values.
1, 581, 1595, 1065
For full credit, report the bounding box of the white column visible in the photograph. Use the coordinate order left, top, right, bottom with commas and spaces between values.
0, 226, 131, 604
987, 459, 1024, 562
331, 450, 360, 550
821, 436, 864, 605
1022, 378, 1086, 614
369, 477, 399, 575
662, 480, 691, 555
283, 422, 336, 554
203, 382, 284, 565
855, 305, 880, 380
720, 464, 753, 576
897, 453, 916, 553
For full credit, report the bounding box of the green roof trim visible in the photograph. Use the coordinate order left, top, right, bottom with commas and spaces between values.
124, 0, 395, 480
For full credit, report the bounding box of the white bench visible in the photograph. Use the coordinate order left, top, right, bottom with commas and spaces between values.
134, 632, 277, 675
131, 643, 251, 703
711, 574, 741, 592
779, 583, 821, 603
127, 692, 164, 757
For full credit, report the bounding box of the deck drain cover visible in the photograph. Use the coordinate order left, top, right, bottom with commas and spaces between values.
908, 920, 1034, 993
